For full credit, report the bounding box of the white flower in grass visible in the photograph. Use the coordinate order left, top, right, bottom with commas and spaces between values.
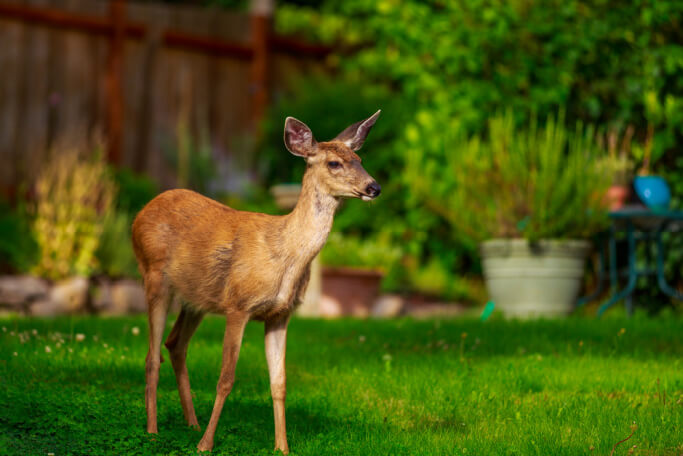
358, 335, 366, 343
31, 329, 37, 336
45, 345, 51, 353
75, 334, 85, 342
2, 326, 6, 332
103, 343, 108, 348
131, 327, 140, 336
12, 352, 17, 357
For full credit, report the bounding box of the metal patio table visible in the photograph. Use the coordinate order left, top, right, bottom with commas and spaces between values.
578, 206, 683, 316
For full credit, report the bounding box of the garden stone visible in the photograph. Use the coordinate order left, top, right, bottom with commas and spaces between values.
0, 275, 50, 311
49, 276, 89, 314
29, 298, 62, 316
91, 278, 115, 314
371, 294, 404, 318
111, 279, 146, 314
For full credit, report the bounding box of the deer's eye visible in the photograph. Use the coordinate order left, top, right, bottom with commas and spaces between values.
327, 161, 342, 169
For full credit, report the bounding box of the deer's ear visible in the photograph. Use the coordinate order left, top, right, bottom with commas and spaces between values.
284, 117, 317, 157
334, 110, 381, 151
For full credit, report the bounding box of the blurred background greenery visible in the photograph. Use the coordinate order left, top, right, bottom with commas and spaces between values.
0, 0, 680, 310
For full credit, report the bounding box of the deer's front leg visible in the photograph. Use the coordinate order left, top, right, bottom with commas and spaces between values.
265, 314, 290, 454
197, 310, 249, 453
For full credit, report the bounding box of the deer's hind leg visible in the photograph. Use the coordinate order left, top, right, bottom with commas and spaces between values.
197, 310, 250, 452
165, 306, 204, 429
144, 269, 172, 434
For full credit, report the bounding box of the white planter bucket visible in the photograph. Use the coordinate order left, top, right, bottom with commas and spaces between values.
481, 239, 591, 318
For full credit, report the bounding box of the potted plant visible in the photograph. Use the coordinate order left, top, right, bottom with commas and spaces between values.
405, 112, 610, 317
319, 232, 400, 317
597, 126, 635, 210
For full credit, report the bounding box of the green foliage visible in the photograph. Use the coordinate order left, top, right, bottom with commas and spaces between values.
91, 168, 159, 279
1, 315, 681, 455
276, 0, 682, 139
0, 200, 38, 273
405, 112, 611, 242
95, 210, 140, 279
114, 168, 158, 216
93, 168, 159, 279
596, 154, 634, 187
320, 232, 401, 270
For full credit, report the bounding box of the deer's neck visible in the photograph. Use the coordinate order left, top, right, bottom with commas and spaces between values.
283, 171, 339, 262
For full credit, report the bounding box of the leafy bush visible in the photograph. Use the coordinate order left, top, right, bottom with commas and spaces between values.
95, 210, 140, 279
276, 1, 682, 145
0, 199, 38, 273
320, 232, 401, 271
114, 168, 158, 216
90, 168, 158, 279
31, 149, 116, 280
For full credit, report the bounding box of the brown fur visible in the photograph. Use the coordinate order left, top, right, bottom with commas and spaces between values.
132, 112, 381, 454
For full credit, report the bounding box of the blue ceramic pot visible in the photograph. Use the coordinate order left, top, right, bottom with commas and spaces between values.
633, 176, 671, 210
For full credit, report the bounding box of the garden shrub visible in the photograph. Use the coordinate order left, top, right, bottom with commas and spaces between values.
113, 168, 158, 217
31, 149, 115, 280
95, 210, 140, 279
0, 199, 38, 274
93, 169, 159, 279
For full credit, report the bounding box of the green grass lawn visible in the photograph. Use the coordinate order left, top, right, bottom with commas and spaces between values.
0, 315, 681, 455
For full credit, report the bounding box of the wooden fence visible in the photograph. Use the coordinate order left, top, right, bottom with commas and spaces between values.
0, 0, 329, 193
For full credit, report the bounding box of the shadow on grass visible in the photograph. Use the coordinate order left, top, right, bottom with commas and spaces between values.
2, 392, 379, 455
1, 359, 380, 455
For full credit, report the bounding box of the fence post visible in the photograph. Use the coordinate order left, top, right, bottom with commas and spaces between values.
249, 0, 273, 131
105, 0, 125, 165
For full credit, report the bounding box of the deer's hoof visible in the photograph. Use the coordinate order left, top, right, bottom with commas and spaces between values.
197, 441, 213, 453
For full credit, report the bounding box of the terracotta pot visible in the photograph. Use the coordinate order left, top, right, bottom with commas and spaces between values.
320, 267, 383, 317
605, 185, 630, 210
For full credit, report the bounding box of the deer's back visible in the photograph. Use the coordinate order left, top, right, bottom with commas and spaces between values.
132, 189, 294, 316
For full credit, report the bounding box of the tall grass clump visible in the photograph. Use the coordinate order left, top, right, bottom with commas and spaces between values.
31, 147, 116, 280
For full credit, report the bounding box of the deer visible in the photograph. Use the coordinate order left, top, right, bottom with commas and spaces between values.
131, 110, 382, 454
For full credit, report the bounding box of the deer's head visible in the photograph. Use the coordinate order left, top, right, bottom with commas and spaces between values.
283, 111, 382, 201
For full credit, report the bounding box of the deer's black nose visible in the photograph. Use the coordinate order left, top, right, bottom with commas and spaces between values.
366, 182, 381, 198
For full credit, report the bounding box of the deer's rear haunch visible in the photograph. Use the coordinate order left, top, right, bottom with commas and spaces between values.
132, 111, 381, 453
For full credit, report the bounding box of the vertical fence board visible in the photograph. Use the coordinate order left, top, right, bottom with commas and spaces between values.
18, 0, 50, 183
